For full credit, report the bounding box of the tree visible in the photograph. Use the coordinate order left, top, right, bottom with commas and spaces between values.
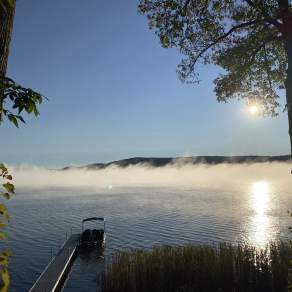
138, 0, 292, 154
0, 1, 43, 290
0, 0, 42, 125
0, 0, 14, 123
0, 0, 14, 77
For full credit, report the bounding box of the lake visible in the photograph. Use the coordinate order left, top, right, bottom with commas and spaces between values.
3, 163, 292, 291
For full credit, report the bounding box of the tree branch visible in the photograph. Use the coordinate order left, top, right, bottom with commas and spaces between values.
192, 19, 265, 64
263, 44, 273, 90
244, 0, 283, 29
241, 33, 279, 71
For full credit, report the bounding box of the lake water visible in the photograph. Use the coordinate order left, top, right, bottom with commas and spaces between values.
3, 163, 292, 291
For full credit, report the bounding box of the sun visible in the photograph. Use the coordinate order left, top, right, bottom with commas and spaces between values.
249, 105, 258, 114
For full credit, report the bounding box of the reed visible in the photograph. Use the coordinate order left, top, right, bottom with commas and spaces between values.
100, 242, 292, 292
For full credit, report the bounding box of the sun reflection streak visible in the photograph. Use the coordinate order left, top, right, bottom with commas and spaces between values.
249, 181, 271, 247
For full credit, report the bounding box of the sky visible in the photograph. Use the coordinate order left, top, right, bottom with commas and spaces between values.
0, 0, 290, 167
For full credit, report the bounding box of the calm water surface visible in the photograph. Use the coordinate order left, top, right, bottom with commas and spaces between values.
4, 179, 292, 291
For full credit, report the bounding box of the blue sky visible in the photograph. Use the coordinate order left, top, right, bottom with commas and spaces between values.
0, 0, 290, 167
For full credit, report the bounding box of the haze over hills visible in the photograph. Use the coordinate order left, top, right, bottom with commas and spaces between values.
63, 155, 291, 170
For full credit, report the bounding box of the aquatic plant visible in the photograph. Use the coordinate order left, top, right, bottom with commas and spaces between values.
101, 242, 292, 292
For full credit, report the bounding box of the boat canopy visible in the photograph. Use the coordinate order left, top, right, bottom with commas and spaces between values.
83, 217, 105, 223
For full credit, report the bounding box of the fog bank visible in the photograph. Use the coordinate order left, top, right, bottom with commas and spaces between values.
7, 162, 292, 191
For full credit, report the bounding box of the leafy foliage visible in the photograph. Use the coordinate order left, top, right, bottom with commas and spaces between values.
0, 0, 14, 11
0, 77, 43, 291
0, 164, 13, 292
0, 0, 43, 290
0, 77, 43, 126
138, 0, 291, 116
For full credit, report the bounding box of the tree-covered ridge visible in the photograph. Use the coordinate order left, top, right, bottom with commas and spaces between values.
62, 155, 291, 170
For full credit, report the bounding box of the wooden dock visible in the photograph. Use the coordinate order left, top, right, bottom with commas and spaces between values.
29, 234, 79, 292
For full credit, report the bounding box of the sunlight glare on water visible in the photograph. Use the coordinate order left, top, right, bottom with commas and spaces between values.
248, 181, 272, 248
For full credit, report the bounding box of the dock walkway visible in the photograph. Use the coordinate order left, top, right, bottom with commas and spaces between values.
29, 234, 79, 292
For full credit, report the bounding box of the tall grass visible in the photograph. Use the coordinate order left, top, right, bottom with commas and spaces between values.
100, 242, 292, 292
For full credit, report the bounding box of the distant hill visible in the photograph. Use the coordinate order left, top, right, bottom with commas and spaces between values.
62, 155, 291, 170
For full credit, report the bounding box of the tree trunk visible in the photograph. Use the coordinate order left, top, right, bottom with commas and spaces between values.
0, 0, 16, 121
287, 40, 292, 157
0, 1, 15, 78
279, 0, 292, 157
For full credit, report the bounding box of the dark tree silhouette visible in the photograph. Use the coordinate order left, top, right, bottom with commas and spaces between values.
0, 0, 15, 122
138, 0, 292, 154
0, 0, 15, 78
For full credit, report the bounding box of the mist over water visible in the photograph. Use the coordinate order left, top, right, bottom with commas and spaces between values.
10, 162, 292, 191
5, 162, 292, 291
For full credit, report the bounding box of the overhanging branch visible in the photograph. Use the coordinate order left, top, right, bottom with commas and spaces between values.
192, 20, 264, 64
244, 0, 283, 29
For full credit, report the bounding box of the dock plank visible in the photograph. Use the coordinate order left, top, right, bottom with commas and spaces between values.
30, 234, 79, 292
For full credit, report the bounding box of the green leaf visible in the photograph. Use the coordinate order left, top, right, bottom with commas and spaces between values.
16, 115, 25, 124
7, 114, 18, 128
0, 253, 9, 266
2, 183, 14, 194
0, 164, 7, 173
0, 204, 7, 214
2, 251, 11, 258
0, 231, 7, 240
32, 103, 39, 116
0, 193, 10, 200
1, 268, 10, 291
3, 211, 10, 221
0, 77, 44, 126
